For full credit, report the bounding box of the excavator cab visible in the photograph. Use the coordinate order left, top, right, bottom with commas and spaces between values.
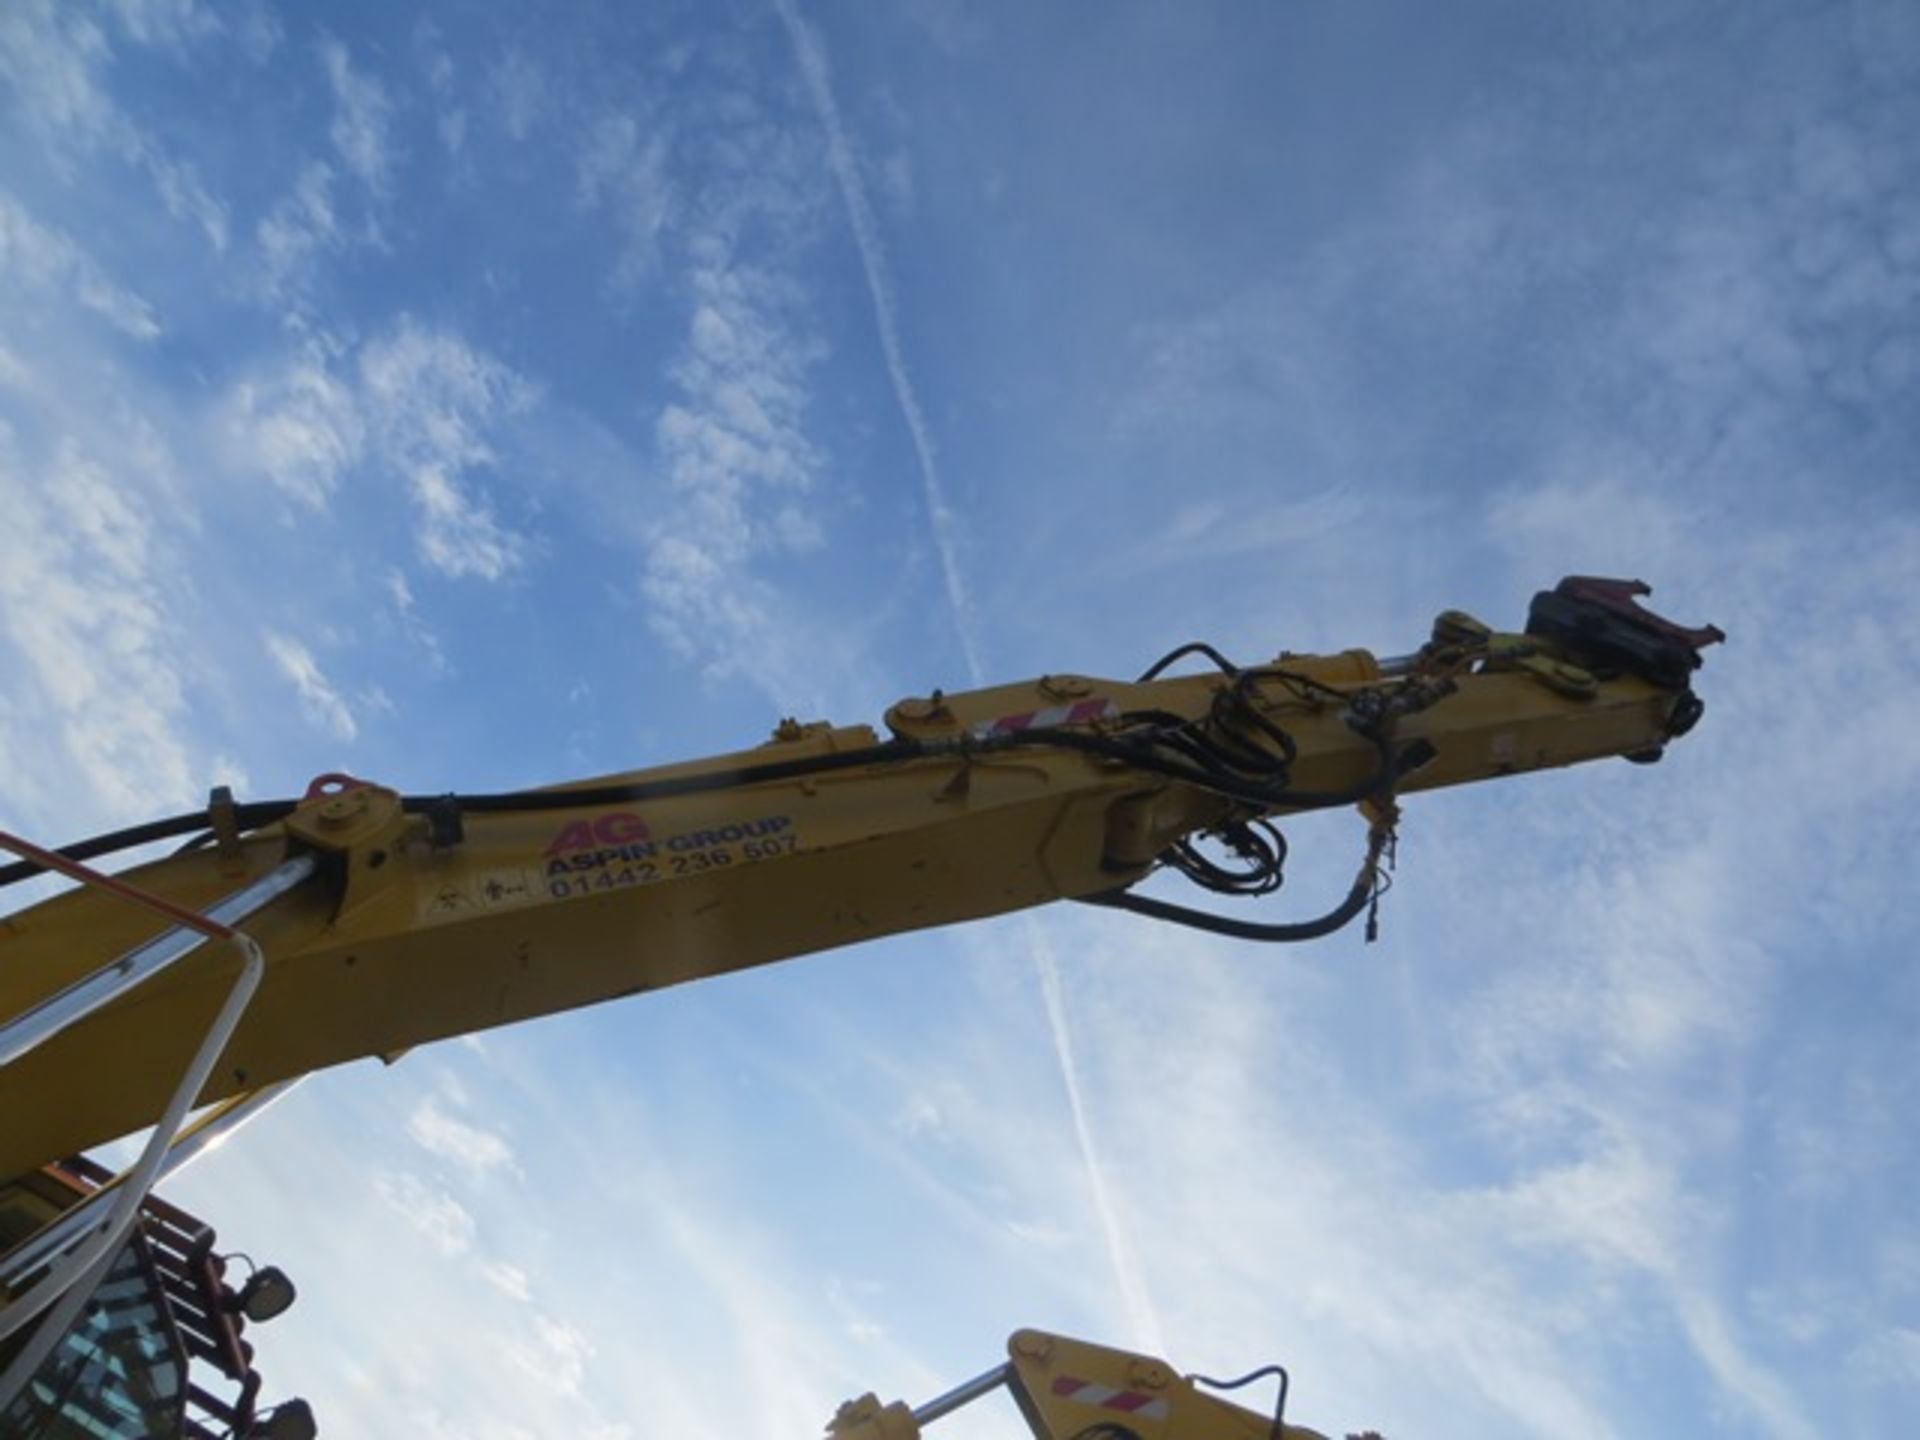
0, 1157, 310, 1439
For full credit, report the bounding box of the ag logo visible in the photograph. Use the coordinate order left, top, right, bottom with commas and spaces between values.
545, 812, 651, 856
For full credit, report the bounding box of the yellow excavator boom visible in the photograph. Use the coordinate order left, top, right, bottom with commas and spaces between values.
0, 577, 1720, 1437
0, 577, 1720, 1182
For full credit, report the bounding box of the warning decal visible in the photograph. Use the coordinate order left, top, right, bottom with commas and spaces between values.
1049, 1376, 1171, 1421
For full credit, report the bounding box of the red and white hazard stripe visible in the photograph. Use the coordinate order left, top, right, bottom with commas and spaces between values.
1049, 1374, 1172, 1421
971, 697, 1119, 739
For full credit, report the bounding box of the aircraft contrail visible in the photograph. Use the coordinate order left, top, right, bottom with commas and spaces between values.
774, 0, 1163, 1351
772, 0, 985, 686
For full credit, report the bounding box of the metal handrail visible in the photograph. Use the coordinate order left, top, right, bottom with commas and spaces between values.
0, 833, 313, 1414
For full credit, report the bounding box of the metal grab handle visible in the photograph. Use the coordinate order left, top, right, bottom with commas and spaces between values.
0, 840, 316, 1414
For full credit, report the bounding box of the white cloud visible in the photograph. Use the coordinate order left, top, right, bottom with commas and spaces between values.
416, 24, 453, 92
358, 320, 535, 580
1672, 1292, 1817, 1440
575, 113, 670, 287
1853, 1327, 1920, 1390
891, 1092, 946, 1140
1482, 1131, 1678, 1275
255, 161, 342, 302
99, 0, 220, 51
0, 2, 230, 250
408, 464, 522, 580
252, 41, 397, 302
0, 432, 199, 821
0, 342, 29, 391
229, 1, 281, 63
415, 27, 466, 157
320, 38, 394, 193
0, 193, 161, 339
504, 1313, 593, 1398
373, 1170, 478, 1258
437, 107, 468, 156
144, 150, 229, 251
0, 4, 123, 153
216, 320, 536, 579
640, 261, 835, 701
478, 1259, 532, 1303
643, 1177, 902, 1432
549, 32, 904, 715
951, 922, 1633, 1438
491, 50, 545, 142
825, 1276, 889, 1346
221, 346, 364, 508
898, 0, 985, 53
406, 1096, 518, 1177
263, 630, 358, 741
385, 568, 450, 674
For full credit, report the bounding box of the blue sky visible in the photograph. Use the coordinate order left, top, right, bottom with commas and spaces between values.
2, 1, 1917, 1435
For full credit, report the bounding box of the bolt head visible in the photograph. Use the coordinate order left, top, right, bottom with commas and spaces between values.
1012, 1331, 1054, 1361
1128, 1359, 1171, 1389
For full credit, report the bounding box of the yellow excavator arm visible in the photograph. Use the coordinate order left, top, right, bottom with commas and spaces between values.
827, 1327, 1362, 1440
0, 577, 1720, 1182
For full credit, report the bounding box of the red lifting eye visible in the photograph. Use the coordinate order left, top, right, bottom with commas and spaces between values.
302, 772, 373, 800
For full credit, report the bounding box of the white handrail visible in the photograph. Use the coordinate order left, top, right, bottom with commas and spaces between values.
0, 931, 265, 1409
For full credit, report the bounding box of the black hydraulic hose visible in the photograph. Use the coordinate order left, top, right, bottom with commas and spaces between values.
1112, 715, 1273, 788
1136, 641, 1243, 682
438, 724, 1404, 821
1078, 871, 1369, 943
992, 726, 1418, 811
0, 745, 926, 888
1, 722, 1422, 889
430, 720, 1405, 821
1242, 663, 1354, 703
0, 809, 274, 888
1075, 829, 1388, 943
415, 738, 924, 815
1188, 1364, 1292, 1440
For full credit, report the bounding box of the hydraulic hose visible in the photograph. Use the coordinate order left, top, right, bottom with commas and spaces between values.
1, 724, 1417, 890
1075, 827, 1390, 944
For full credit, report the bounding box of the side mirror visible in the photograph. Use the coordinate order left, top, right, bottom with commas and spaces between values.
250, 1398, 317, 1439
234, 1265, 298, 1322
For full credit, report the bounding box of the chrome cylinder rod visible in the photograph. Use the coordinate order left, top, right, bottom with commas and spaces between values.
157, 1079, 300, 1174
913, 1364, 1011, 1426
0, 854, 315, 1068
0, 1081, 300, 1289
